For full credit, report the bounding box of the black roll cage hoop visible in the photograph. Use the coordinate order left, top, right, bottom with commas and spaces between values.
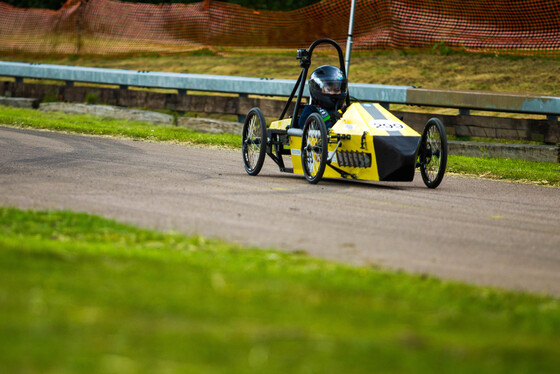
279, 38, 351, 128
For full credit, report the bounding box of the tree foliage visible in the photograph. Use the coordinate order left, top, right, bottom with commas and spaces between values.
3, 0, 321, 11
3, 0, 66, 9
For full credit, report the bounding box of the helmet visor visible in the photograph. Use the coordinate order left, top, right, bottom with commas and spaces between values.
321, 81, 343, 95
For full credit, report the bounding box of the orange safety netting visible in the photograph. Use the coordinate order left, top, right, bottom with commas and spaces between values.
1, 0, 559, 56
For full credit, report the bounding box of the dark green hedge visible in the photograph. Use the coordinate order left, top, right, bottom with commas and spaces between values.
3, 0, 320, 11
3, 0, 65, 9
208, 0, 320, 11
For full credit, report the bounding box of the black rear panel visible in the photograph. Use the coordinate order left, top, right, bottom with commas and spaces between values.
374, 136, 420, 181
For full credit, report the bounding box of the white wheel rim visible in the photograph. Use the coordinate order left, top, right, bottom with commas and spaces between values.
246, 115, 262, 170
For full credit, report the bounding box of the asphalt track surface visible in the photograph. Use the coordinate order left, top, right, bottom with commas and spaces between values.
2, 126, 559, 296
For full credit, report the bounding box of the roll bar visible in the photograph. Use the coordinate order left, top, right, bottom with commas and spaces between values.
279, 38, 351, 127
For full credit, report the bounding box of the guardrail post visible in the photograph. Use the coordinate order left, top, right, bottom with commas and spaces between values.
238, 93, 248, 123
175, 89, 187, 118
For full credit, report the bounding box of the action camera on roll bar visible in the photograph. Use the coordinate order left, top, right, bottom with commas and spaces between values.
296, 48, 310, 68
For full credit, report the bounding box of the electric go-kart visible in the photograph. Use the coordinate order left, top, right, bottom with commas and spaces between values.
242, 38, 447, 188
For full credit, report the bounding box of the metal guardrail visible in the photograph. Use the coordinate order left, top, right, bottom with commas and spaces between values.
1, 61, 559, 119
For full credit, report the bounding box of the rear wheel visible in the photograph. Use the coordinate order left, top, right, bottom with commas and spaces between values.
301, 113, 328, 184
419, 118, 447, 188
242, 107, 267, 176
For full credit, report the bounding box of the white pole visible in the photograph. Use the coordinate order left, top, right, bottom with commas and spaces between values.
345, 0, 357, 78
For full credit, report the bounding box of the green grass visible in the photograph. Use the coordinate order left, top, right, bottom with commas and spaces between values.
1, 105, 559, 187
0, 106, 240, 148
448, 156, 560, 186
1, 206, 559, 374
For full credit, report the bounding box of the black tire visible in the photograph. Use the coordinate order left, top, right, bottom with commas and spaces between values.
242, 107, 267, 176
418, 118, 448, 188
301, 113, 328, 184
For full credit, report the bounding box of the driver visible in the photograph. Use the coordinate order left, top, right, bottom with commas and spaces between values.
297, 65, 348, 129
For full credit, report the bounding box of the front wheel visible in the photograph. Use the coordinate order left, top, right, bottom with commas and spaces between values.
301, 113, 328, 184
418, 118, 448, 188
242, 107, 267, 176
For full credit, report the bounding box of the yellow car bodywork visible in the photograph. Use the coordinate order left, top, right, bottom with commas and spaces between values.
269, 102, 421, 182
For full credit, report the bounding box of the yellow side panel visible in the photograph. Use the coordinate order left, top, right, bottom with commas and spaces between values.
323, 133, 380, 181
291, 132, 380, 181
289, 136, 304, 175
269, 119, 291, 130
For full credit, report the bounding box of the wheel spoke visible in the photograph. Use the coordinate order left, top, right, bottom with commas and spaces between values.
425, 125, 442, 181
304, 120, 323, 176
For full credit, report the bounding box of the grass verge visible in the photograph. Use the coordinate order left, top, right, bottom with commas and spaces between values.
4, 49, 560, 96
0, 106, 240, 149
448, 156, 560, 186
1, 206, 559, 373
1, 105, 559, 187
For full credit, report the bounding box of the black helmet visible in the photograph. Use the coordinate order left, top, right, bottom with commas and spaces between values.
308, 65, 348, 111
